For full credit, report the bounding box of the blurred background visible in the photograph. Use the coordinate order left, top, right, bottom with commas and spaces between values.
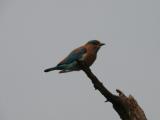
0, 0, 159, 120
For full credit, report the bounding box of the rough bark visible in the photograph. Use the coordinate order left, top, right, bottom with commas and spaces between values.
78, 61, 147, 120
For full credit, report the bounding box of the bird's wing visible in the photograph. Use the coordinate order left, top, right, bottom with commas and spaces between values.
57, 47, 87, 66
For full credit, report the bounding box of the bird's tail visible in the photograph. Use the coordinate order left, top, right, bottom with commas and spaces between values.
44, 67, 57, 72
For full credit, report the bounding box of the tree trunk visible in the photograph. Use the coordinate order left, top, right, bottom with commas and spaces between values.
78, 61, 147, 120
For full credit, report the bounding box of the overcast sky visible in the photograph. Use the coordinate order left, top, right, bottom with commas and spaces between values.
0, 0, 160, 120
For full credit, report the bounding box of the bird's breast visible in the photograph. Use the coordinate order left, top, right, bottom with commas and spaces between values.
84, 53, 96, 67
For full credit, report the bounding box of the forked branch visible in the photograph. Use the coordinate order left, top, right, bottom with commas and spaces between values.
77, 61, 147, 120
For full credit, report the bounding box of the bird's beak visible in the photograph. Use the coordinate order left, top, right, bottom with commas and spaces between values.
99, 43, 105, 46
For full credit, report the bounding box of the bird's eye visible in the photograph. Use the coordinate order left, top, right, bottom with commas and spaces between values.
92, 42, 97, 45
92, 41, 100, 45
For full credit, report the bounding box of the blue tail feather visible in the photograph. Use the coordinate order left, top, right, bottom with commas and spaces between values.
44, 67, 57, 72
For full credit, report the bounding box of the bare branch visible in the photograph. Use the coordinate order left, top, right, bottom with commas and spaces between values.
77, 61, 147, 120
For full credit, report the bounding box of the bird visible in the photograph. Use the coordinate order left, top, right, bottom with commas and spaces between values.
44, 40, 105, 73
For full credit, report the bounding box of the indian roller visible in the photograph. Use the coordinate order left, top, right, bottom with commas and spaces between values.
44, 40, 105, 73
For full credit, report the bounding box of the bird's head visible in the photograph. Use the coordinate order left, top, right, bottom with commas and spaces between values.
85, 40, 105, 52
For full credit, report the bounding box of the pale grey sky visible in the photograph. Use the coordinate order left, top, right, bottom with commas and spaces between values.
0, 0, 160, 120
